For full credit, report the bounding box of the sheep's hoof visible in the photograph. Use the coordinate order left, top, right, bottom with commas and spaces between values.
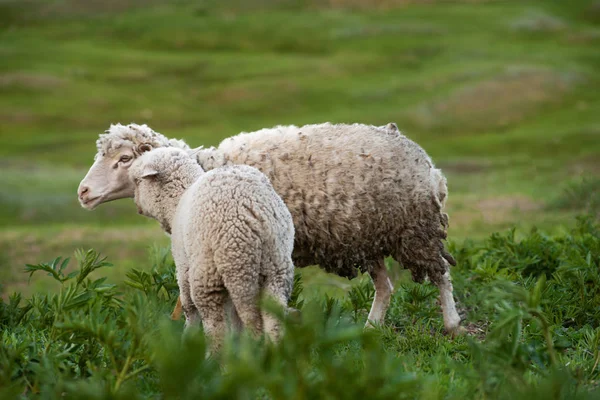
446, 325, 467, 338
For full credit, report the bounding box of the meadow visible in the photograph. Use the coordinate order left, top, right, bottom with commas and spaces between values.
1, 0, 599, 398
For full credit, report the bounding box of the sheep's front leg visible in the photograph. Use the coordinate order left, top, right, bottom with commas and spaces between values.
436, 271, 463, 336
365, 259, 394, 329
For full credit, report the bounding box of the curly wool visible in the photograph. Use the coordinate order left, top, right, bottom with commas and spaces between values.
130, 148, 295, 342
194, 122, 455, 284
96, 123, 189, 158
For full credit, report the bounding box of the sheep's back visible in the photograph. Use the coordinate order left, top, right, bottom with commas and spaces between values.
172, 165, 294, 273
217, 123, 448, 278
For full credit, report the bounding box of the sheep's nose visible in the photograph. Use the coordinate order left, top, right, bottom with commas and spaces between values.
78, 186, 89, 200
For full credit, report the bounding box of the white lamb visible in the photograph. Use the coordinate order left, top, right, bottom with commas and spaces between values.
79, 122, 463, 335
129, 147, 295, 345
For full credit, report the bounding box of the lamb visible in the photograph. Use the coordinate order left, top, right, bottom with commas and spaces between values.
129, 147, 295, 345
78, 122, 463, 335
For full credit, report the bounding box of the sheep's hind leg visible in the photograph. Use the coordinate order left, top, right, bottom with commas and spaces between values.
436, 271, 464, 336
365, 259, 394, 329
188, 257, 228, 350
177, 263, 200, 330
191, 284, 228, 351
216, 249, 263, 338
261, 260, 294, 342
226, 283, 263, 338
225, 297, 243, 333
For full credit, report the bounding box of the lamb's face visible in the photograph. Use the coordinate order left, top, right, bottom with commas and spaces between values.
130, 153, 164, 220
129, 148, 195, 228
78, 142, 153, 210
132, 175, 161, 220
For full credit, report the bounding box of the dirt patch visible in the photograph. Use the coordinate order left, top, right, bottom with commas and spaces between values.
477, 196, 541, 224
406, 67, 582, 133
448, 195, 543, 231
0, 72, 66, 90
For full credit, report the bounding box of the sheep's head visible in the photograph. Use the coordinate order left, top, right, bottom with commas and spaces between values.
77, 123, 189, 210
129, 147, 203, 232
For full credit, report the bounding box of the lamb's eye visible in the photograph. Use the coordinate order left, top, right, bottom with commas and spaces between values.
120, 155, 132, 163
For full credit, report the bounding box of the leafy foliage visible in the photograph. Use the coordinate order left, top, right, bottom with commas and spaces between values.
2, 217, 600, 399
552, 177, 600, 217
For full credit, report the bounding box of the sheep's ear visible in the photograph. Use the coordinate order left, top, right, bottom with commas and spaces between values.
137, 143, 153, 154
187, 146, 204, 158
141, 168, 159, 179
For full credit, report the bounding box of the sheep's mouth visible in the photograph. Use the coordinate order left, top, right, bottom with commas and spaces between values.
80, 196, 102, 210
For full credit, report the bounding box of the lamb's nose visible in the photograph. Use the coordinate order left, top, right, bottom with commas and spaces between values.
78, 186, 89, 200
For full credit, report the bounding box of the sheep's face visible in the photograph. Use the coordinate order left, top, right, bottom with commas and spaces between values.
130, 153, 162, 219
129, 148, 195, 233
131, 170, 160, 220
78, 142, 152, 210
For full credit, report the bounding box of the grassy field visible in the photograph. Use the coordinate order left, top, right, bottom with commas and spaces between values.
1, 0, 599, 295
2, 219, 600, 398
1, 0, 600, 397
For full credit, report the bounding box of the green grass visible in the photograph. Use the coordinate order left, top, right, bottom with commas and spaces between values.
2, 218, 600, 399
1, 0, 599, 300
1, 1, 600, 394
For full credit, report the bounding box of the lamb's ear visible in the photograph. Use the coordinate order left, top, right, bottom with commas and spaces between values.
137, 143, 153, 154
141, 167, 159, 179
187, 146, 204, 158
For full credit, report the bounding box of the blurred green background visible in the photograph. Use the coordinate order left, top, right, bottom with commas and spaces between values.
1, 0, 599, 297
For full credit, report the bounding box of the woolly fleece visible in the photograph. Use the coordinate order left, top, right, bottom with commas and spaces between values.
194, 122, 455, 284
130, 147, 295, 343
96, 123, 189, 158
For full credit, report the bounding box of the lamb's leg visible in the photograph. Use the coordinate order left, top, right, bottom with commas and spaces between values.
177, 261, 200, 329
215, 248, 263, 338
261, 260, 294, 342
226, 284, 263, 338
436, 271, 463, 336
225, 297, 243, 333
365, 259, 394, 329
191, 283, 228, 350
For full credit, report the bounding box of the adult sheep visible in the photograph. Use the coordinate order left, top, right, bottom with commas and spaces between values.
78, 122, 462, 334
130, 147, 295, 346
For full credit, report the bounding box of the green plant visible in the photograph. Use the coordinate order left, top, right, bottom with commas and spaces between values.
3, 218, 600, 399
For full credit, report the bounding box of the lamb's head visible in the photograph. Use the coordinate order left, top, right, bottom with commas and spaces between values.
77, 123, 189, 210
129, 147, 204, 234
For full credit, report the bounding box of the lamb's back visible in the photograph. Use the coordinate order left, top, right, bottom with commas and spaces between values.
172, 165, 293, 264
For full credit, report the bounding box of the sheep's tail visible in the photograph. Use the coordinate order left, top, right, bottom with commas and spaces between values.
431, 167, 457, 267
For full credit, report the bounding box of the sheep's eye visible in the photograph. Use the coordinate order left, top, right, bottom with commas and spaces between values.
119, 155, 132, 163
